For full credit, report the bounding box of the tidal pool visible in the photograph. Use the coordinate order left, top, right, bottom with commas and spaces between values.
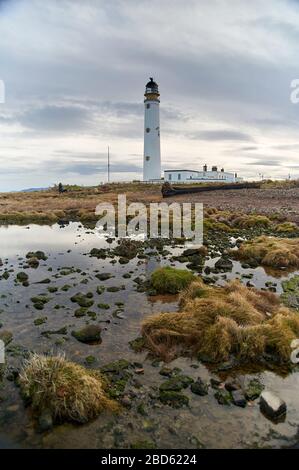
0, 223, 298, 449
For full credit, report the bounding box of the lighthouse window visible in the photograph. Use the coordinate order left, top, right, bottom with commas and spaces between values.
146, 156, 150, 161
146, 104, 150, 109
146, 128, 150, 133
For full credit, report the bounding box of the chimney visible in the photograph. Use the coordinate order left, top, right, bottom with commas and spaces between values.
212, 165, 217, 172
203, 164, 207, 172
221, 168, 224, 172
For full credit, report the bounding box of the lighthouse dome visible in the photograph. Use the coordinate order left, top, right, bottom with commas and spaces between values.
145, 77, 159, 93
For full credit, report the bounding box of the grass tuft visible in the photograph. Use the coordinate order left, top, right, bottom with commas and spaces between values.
142, 279, 299, 364
19, 354, 117, 423
233, 235, 299, 268
150, 267, 195, 294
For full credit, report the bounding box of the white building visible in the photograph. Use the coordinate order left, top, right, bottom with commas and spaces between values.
164, 165, 243, 183
143, 78, 161, 181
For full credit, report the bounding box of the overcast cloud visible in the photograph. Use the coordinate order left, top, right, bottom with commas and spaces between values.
0, 0, 299, 190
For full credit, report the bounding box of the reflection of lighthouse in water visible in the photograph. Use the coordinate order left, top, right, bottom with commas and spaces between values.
145, 254, 161, 278
143, 77, 161, 181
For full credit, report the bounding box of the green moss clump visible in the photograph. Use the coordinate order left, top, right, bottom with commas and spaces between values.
16, 272, 29, 282
130, 440, 156, 449
129, 337, 145, 352
159, 375, 193, 392
71, 292, 94, 308
98, 303, 110, 310
26, 251, 47, 261
34, 317, 47, 326
281, 275, 299, 309
159, 390, 189, 408
150, 267, 195, 294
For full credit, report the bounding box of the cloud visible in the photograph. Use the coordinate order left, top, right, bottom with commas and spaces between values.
0, 0, 299, 190
18, 105, 93, 132
246, 159, 282, 167
189, 130, 253, 141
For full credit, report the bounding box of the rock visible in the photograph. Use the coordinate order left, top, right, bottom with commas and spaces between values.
216, 357, 237, 371
34, 317, 47, 326
16, 272, 29, 282
100, 359, 131, 373
70, 292, 94, 308
74, 307, 87, 317
191, 378, 209, 396
72, 325, 102, 344
210, 378, 222, 389
159, 366, 173, 377
232, 390, 247, 408
259, 391, 287, 421
225, 378, 241, 392
95, 273, 113, 281
90, 248, 107, 259
107, 286, 123, 292
159, 375, 193, 392
245, 378, 264, 401
214, 389, 232, 405
159, 390, 189, 408
38, 408, 53, 432
28, 257, 39, 268
214, 257, 233, 271
26, 250, 47, 260
41, 326, 67, 336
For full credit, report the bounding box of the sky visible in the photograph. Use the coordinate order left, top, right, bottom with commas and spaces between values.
0, 0, 299, 191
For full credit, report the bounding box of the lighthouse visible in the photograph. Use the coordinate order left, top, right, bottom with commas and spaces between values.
143, 77, 161, 181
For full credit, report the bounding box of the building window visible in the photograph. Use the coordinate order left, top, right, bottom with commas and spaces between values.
178, 174, 181, 180
146, 104, 150, 109
146, 128, 150, 133
168, 174, 172, 180
146, 156, 150, 162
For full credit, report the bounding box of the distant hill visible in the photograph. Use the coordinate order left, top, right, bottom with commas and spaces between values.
21, 187, 49, 192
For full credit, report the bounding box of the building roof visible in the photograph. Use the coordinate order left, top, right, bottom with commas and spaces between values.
164, 169, 201, 173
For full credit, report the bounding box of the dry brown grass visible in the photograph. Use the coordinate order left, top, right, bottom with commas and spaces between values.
0, 184, 162, 224
142, 279, 299, 364
234, 235, 299, 268
19, 354, 118, 423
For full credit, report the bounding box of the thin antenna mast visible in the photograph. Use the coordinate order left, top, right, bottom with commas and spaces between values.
107, 146, 110, 183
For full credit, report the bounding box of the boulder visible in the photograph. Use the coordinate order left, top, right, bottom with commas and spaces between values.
260, 391, 286, 421
191, 378, 209, 396
232, 390, 247, 408
214, 257, 233, 271
71, 325, 102, 344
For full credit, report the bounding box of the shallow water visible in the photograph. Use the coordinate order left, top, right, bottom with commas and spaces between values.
0, 223, 298, 449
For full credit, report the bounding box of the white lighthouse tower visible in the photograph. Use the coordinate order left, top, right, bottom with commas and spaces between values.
143, 77, 161, 181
